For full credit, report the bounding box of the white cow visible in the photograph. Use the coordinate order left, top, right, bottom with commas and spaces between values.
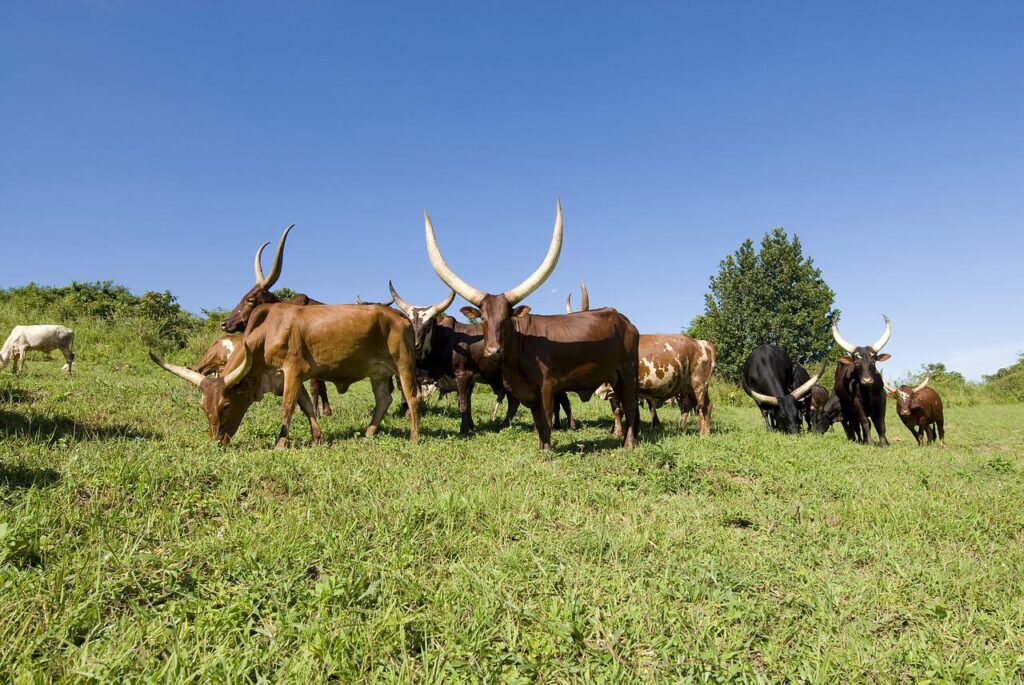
0, 325, 76, 375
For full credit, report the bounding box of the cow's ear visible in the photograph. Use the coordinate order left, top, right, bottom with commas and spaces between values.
512, 305, 531, 318
875, 353, 891, 362
837, 357, 853, 366
459, 306, 481, 321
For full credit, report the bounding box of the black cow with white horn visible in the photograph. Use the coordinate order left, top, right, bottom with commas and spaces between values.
832, 315, 893, 446
741, 344, 827, 434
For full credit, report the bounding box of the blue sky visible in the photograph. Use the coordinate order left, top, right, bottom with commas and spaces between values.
2, 1, 1021, 380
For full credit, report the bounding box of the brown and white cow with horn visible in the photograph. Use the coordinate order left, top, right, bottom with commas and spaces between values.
219, 224, 333, 417
885, 374, 945, 446
425, 201, 641, 450
151, 303, 421, 448
832, 315, 893, 446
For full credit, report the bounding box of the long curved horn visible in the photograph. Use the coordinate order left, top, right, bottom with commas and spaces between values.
884, 382, 898, 394
150, 352, 206, 388
356, 295, 366, 304
832, 319, 856, 354
388, 281, 414, 316
565, 293, 573, 314
743, 385, 779, 406
912, 373, 931, 393
424, 210, 486, 305
580, 281, 589, 311
253, 241, 270, 284
871, 315, 892, 353
260, 224, 294, 289
502, 200, 564, 305
791, 361, 828, 400
423, 289, 456, 319
221, 344, 252, 389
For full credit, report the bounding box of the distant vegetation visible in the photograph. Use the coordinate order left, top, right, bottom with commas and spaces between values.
688, 228, 839, 381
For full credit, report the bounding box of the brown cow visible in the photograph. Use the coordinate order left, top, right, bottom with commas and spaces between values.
220, 225, 332, 417
885, 375, 945, 446
425, 202, 640, 450
192, 334, 241, 377
598, 334, 716, 435
151, 303, 420, 448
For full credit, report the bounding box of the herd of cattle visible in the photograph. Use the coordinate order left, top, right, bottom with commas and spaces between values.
3, 203, 946, 449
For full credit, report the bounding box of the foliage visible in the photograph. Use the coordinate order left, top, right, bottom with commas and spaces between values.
272, 287, 298, 301
688, 228, 838, 380
0, 281, 204, 353
981, 354, 1024, 403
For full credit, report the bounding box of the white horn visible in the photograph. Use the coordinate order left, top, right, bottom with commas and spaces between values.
253, 241, 270, 284
870, 315, 892, 353
502, 200, 564, 305
832, 319, 856, 354
791, 361, 828, 400
221, 343, 253, 389
388, 281, 414, 316
565, 293, 573, 314
150, 352, 206, 388
579, 281, 589, 311
424, 289, 456, 319
744, 385, 779, 406
424, 210, 486, 306
884, 382, 898, 395
912, 373, 931, 393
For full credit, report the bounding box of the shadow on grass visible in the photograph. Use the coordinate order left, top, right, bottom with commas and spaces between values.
0, 462, 61, 489
0, 408, 160, 444
0, 386, 38, 405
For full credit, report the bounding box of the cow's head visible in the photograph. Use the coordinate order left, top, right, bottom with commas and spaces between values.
425, 202, 562, 371
813, 393, 843, 433
221, 225, 293, 333
885, 374, 929, 418
388, 281, 455, 358
745, 362, 827, 434
150, 345, 255, 444
833, 315, 892, 386
565, 281, 589, 313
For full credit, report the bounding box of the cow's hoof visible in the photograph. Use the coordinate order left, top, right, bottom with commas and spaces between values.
274, 439, 289, 450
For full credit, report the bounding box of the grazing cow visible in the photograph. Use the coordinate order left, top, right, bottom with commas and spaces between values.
0, 325, 75, 376
151, 303, 420, 447
598, 335, 717, 436
886, 375, 945, 446
832, 316, 892, 446
220, 225, 332, 417
741, 344, 826, 434
192, 335, 240, 377
425, 201, 641, 450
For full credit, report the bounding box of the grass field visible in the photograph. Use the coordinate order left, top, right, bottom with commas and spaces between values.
2, 341, 1024, 682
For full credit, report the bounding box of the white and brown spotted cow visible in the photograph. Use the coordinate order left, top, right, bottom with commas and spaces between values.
599, 334, 716, 435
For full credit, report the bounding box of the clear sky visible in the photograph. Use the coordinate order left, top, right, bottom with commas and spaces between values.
2, 1, 1021, 380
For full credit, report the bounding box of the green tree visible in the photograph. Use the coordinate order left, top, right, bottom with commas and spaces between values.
688, 227, 838, 380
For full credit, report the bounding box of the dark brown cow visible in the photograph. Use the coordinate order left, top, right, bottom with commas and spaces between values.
152, 303, 420, 447
885, 375, 945, 446
806, 384, 830, 432
219, 225, 332, 417
424, 202, 640, 450
598, 334, 717, 435
832, 316, 893, 446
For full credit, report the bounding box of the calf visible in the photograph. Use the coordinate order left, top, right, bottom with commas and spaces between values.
806, 384, 830, 432
152, 303, 420, 448
885, 375, 945, 446
741, 344, 826, 434
832, 316, 892, 446
1, 325, 75, 376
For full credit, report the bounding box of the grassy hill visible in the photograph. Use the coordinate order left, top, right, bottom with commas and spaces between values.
2, 285, 1023, 681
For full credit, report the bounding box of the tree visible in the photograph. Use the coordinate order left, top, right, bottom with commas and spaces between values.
688, 227, 838, 380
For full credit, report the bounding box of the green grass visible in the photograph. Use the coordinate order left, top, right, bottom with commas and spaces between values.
2, 333, 1024, 682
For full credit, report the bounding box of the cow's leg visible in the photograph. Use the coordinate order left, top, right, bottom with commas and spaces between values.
296, 385, 322, 445
697, 394, 712, 437
456, 372, 475, 435
310, 379, 331, 417
616, 376, 639, 449
13, 349, 24, 375
925, 420, 936, 445
60, 344, 75, 376
501, 394, 520, 430
394, 365, 421, 443
366, 376, 395, 439
650, 402, 661, 430
761, 408, 773, 432
532, 388, 555, 450
936, 415, 945, 447
858, 415, 872, 444
609, 399, 623, 437
275, 371, 303, 449
491, 392, 504, 422
872, 411, 888, 447
555, 393, 574, 431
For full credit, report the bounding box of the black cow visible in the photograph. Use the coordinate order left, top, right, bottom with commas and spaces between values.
832, 316, 892, 446
741, 344, 825, 434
